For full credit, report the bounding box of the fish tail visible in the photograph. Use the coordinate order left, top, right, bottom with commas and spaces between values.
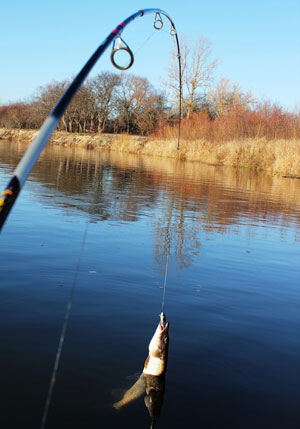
113, 375, 145, 410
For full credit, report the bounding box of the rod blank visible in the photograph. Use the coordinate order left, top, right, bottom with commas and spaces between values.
0, 8, 182, 232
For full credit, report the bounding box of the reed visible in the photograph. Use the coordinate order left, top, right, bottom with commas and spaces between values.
173, 138, 300, 176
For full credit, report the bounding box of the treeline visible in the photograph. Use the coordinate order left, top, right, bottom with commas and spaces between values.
0, 71, 299, 140
0, 72, 166, 135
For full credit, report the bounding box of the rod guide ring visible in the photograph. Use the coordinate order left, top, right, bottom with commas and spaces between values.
170, 26, 176, 36
110, 36, 134, 70
153, 12, 163, 30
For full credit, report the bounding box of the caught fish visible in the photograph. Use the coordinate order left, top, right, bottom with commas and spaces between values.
113, 312, 169, 420
143, 312, 169, 377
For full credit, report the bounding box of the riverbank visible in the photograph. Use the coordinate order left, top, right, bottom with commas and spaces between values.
0, 128, 299, 176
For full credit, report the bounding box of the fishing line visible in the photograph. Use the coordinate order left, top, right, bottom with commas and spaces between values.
161, 254, 169, 313
134, 30, 157, 55
40, 219, 89, 429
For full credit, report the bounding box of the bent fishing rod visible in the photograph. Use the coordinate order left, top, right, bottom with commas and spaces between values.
0, 8, 182, 232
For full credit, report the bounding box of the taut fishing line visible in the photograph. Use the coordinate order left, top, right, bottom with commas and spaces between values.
134, 30, 157, 55
161, 254, 169, 313
40, 219, 89, 429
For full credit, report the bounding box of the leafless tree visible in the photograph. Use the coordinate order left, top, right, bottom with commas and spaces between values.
208, 78, 254, 117
1, 72, 166, 135
165, 35, 218, 118
32, 80, 68, 130
0, 103, 31, 128
114, 73, 166, 134
90, 72, 121, 132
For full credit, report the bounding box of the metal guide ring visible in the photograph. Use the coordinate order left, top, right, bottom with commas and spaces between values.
153, 13, 163, 30
110, 38, 134, 70
170, 26, 176, 36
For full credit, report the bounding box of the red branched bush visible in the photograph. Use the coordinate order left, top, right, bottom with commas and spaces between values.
153, 104, 300, 141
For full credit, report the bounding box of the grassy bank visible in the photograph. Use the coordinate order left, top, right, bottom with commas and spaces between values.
0, 128, 299, 176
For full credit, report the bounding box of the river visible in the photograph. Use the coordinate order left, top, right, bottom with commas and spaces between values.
0, 139, 299, 428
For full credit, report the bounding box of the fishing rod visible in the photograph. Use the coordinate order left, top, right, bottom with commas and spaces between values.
0, 8, 182, 232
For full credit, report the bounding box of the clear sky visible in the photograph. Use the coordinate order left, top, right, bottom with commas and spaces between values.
1, 0, 299, 111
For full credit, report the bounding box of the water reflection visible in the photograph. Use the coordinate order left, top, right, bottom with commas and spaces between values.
1, 138, 300, 428
1, 139, 300, 269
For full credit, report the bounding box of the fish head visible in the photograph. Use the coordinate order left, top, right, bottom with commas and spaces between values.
148, 313, 169, 359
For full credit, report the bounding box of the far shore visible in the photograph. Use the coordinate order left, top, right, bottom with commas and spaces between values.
0, 128, 299, 177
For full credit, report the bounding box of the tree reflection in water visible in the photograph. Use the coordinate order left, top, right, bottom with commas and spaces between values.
1, 139, 300, 271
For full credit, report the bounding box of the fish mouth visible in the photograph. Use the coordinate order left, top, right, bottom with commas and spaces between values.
159, 313, 169, 338
159, 322, 169, 337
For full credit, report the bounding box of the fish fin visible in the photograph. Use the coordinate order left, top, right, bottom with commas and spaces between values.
113, 375, 145, 410
125, 372, 141, 381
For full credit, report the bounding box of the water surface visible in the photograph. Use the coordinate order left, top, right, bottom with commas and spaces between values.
0, 140, 299, 428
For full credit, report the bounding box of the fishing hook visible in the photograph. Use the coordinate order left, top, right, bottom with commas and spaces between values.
110, 36, 134, 70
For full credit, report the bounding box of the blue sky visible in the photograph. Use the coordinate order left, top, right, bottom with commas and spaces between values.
1, 0, 299, 110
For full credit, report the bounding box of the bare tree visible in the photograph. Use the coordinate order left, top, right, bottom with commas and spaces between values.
1, 72, 166, 135
32, 80, 68, 130
208, 78, 254, 117
65, 84, 96, 133
0, 103, 31, 129
114, 73, 166, 135
90, 72, 121, 132
165, 35, 217, 118
33, 79, 97, 133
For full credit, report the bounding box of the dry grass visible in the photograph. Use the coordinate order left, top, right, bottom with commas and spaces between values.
1, 128, 300, 176
174, 138, 300, 176
142, 137, 300, 176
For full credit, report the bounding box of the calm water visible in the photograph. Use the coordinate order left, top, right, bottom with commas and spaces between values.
0, 140, 299, 429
